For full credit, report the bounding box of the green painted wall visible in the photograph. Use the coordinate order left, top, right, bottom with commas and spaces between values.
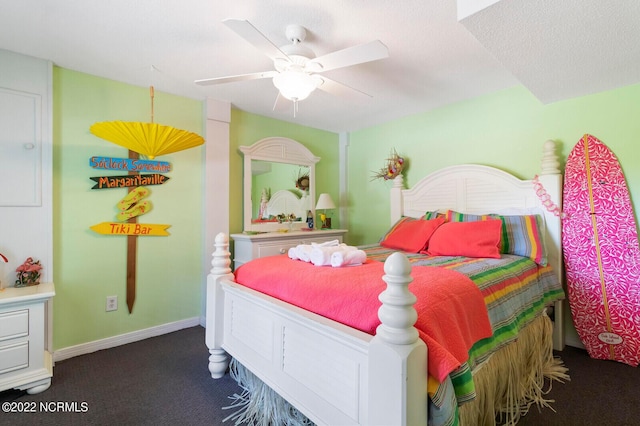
52, 68, 205, 350
51, 70, 339, 351
228, 109, 340, 235
347, 84, 640, 245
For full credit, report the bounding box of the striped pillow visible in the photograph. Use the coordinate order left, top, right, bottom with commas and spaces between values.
444, 210, 547, 265
424, 210, 442, 220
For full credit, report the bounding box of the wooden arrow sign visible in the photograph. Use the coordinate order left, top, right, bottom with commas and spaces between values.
89, 156, 171, 172
90, 174, 170, 189
90, 222, 170, 236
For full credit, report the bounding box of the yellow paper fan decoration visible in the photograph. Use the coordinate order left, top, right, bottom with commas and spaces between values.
90, 121, 204, 160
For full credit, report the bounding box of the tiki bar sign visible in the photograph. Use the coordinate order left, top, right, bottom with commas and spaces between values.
90, 222, 170, 236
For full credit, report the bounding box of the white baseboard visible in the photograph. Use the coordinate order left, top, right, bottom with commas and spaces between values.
53, 317, 201, 362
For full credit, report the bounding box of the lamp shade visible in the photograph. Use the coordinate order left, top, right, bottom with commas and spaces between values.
315, 193, 336, 210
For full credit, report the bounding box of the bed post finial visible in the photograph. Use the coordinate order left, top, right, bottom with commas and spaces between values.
210, 232, 232, 275
376, 252, 419, 344
541, 140, 560, 175
368, 252, 427, 425
206, 232, 233, 379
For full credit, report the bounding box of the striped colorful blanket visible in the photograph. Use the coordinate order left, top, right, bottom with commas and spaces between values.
364, 244, 564, 368
363, 244, 565, 426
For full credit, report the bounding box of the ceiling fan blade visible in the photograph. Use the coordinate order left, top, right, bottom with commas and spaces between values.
308, 40, 389, 72
223, 19, 290, 62
195, 71, 276, 86
316, 76, 372, 102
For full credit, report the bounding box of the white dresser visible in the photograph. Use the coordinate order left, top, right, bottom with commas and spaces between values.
0, 282, 55, 394
231, 229, 348, 269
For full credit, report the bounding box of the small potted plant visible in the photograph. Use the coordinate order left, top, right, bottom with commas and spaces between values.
15, 257, 42, 287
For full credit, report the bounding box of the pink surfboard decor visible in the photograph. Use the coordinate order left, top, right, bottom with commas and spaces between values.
562, 134, 640, 366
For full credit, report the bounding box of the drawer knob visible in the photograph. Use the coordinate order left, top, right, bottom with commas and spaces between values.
279, 248, 286, 254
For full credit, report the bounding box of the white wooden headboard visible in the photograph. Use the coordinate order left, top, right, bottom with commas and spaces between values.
389, 140, 563, 322
266, 189, 311, 221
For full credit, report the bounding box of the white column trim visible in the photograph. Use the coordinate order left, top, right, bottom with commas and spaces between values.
338, 132, 349, 236
202, 98, 231, 317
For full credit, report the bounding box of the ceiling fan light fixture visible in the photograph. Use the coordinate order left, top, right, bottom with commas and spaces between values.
273, 70, 321, 101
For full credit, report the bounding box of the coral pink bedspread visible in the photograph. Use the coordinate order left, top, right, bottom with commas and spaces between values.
234, 255, 492, 382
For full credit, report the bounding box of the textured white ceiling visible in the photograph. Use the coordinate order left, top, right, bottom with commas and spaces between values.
1, 0, 638, 133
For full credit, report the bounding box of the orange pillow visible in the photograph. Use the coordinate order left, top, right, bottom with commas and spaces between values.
426, 220, 502, 258
381, 217, 445, 253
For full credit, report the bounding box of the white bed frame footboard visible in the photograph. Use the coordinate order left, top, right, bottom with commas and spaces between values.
205, 140, 565, 425
206, 233, 427, 425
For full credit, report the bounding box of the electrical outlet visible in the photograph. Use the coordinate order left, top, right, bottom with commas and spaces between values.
106, 295, 118, 312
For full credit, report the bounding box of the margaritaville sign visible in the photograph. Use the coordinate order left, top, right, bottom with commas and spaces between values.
90, 174, 170, 189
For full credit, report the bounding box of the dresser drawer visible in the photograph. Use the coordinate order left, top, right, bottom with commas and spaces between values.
0, 341, 29, 374
257, 241, 299, 257
0, 282, 55, 394
0, 309, 29, 342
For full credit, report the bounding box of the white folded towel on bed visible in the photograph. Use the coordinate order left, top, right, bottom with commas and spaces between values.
287, 247, 299, 260
289, 240, 343, 263
312, 239, 340, 248
331, 249, 367, 267
309, 244, 356, 266
295, 244, 314, 262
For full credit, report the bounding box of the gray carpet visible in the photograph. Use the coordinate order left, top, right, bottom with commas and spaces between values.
518, 345, 640, 426
0, 326, 241, 426
1, 326, 638, 425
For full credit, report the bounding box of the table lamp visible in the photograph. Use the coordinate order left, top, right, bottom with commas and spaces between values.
315, 193, 336, 229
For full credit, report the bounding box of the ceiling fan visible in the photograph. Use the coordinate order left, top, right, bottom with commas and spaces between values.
195, 19, 389, 111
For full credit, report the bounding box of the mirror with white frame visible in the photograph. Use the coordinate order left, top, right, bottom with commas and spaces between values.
240, 137, 320, 232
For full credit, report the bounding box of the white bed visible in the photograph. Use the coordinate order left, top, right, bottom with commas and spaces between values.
264, 189, 311, 222
206, 140, 565, 425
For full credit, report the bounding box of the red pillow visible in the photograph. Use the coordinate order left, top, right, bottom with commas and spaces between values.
381, 217, 445, 253
426, 220, 502, 258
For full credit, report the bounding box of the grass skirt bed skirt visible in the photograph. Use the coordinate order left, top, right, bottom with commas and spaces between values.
460, 311, 569, 425
222, 312, 568, 426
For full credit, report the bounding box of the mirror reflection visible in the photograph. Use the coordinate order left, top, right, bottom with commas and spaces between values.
251, 160, 311, 223
240, 137, 319, 232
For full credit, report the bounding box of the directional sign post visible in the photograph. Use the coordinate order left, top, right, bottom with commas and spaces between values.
88, 90, 203, 315
126, 151, 139, 314
88, 153, 175, 313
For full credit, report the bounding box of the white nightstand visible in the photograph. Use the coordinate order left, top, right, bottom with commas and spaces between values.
231, 229, 348, 269
0, 282, 55, 394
